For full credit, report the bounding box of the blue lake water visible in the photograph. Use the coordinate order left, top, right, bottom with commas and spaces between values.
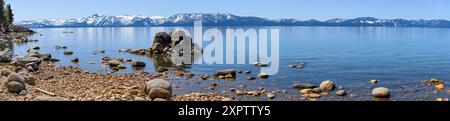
12, 26, 450, 101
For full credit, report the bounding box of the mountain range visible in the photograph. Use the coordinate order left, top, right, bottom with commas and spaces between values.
18, 13, 450, 28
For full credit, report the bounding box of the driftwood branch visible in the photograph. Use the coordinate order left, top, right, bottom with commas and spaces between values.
35, 87, 56, 96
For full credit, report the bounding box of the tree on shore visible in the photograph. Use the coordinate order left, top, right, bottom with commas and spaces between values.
0, 0, 5, 32
4, 4, 13, 31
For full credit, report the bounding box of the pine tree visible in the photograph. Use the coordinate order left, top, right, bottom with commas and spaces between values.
0, 0, 5, 32
4, 4, 13, 31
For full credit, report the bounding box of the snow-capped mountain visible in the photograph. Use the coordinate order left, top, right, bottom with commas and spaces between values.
18, 13, 450, 28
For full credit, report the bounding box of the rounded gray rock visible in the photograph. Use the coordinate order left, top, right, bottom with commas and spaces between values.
372, 87, 390, 98
319, 80, 335, 91
7, 81, 26, 93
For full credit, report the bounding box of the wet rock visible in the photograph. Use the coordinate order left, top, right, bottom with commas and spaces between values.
63, 50, 74, 55
242, 70, 252, 74
336, 90, 347, 96
151, 43, 164, 54
200, 75, 209, 80
29, 45, 40, 50
289, 62, 305, 69
33, 96, 65, 101
214, 69, 236, 78
253, 62, 268, 67
422, 78, 445, 85
319, 80, 335, 91
95, 50, 105, 53
117, 64, 126, 69
247, 77, 256, 80
50, 58, 60, 62
257, 73, 269, 79
292, 83, 317, 89
131, 60, 146, 67
372, 87, 390, 98
6, 81, 26, 93
267, 93, 276, 99
108, 60, 121, 67
156, 67, 168, 73
71, 57, 79, 63
224, 74, 234, 78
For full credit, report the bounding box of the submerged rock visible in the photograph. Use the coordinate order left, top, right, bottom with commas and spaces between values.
292, 83, 317, 89
156, 67, 168, 73
214, 69, 236, 78
63, 50, 74, 55
131, 60, 146, 67
257, 73, 269, 79
71, 57, 79, 63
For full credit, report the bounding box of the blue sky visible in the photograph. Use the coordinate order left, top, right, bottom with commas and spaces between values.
6, 0, 450, 21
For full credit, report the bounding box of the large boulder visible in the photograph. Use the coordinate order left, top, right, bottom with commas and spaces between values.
144, 79, 172, 99
13, 57, 41, 66
153, 32, 172, 47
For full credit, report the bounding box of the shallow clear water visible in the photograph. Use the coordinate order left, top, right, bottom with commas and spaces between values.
11, 26, 450, 101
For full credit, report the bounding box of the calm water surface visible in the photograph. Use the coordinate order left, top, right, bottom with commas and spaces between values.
11, 26, 450, 101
